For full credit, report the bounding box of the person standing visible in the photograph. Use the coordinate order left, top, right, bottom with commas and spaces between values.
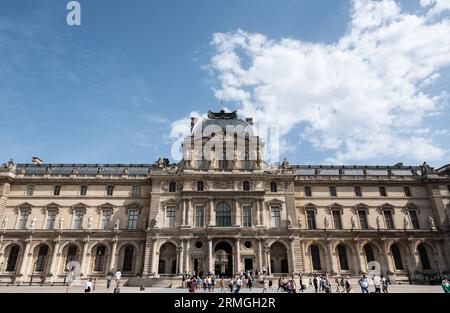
263, 279, 268, 293
84, 279, 93, 293
115, 269, 122, 290
345, 276, 352, 293
248, 277, 253, 291
441, 276, 450, 293
189, 276, 197, 293
228, 278, 234, 293
373, 275, 381, 293
235, 277, 242, 293
381, 275, 389, 293
359, 275, 369, 293
335, 277, 341, 293
269, 279, 273, 291
219, 278, 225, 293
65, 266, 76, 293
106, 276, 112, 293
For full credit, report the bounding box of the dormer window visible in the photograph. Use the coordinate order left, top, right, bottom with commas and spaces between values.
304, 186, 312, 197
80, 185, 88, 196
169, 181, 176, 192
270, 182, 277, 193
329, 186, 337, 197
354, 186, 362, 197
404, 186, 412, 197
106, 185, 114, 196
197, 181, 204, 191
379, 186, 387, 197
26, 185, 34, 197
53, 185, 61, 196
243, 181, 250, 191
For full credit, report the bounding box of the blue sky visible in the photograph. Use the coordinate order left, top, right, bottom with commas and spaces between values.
1, 0, 449, 167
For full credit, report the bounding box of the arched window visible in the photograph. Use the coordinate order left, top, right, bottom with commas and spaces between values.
417, 244, 431, 270
94, 245, 106, 272
270, 182, 277, 193
310, 245, 321, 271
391, 244, 404, 270
6, 245, 20, 272
169, 181, 176, 192
197, 181, 204, 191
158, 260, 165, 274
216, 202, 232, 227
364, 244, 375, 264
337, 244, 349, 270
123, 245, 134, 272
243, 181, 250, 191
35, 245, 49, 272
66, 246, 78, 269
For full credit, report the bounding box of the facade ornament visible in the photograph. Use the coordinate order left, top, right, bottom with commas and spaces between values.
314, 168, 321, 176
429, 216, 436, 230
403, 216, 409, 229
72, 168, 79, 175
281, 158, 290, 169
97, 167, 104, 174
421, 162, 435, 175
87, 216, 93, 230
387, 168, 393, 176
30, 217, 37, 230
286, 215, 292, 228
324, 216, 329, 229
411, 168, 418, 176
123, 168, 129, 175
363, 167, 368, 176
297, 216, 302, 228
114, 219, 120, 230
339, 168, 344, 176
4, 159, 16, 172
2, 217, 7, 230
351, 216, 356, 229
59, 217, 64, 229
45, 166, 52, 174
376, 216, 381, 230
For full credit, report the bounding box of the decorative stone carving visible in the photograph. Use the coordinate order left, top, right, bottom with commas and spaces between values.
324, 216, 329, 229
314, 168, 321, 176
351, 216, 356, 229
87, 216, 93, 229
2, 217, 7, 230
114, 219, 120, 230
429, 216, 436, 230
123, 168, 129, 175
286, 215, 292, 228
376, 216, 381, 229
30, 217, 37, 230
59, 217, 64, 229
281, 158, 290, 169
403, 216, 409, 229
72, 168, 79, 175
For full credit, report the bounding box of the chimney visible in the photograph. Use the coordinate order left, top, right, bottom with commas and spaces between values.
32, 156, 43, 165
246, 118, 253, 125
191, 117, 198, 132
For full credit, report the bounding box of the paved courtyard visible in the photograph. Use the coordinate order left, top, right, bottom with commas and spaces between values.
0, 284, 443, 293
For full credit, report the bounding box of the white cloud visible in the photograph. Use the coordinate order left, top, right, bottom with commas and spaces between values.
142, 114, 167, 123
421, 0, 450, 15
205, 0, 450, 164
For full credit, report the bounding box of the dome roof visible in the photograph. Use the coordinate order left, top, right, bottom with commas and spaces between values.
192, 110, 254, 137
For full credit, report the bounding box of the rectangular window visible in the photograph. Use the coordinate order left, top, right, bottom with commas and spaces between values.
106, 186, 114, 196
80, 185, 88, 196
404, 186, 412, 197
166, 206, 175, 227
46, 210, 57, 229
73, 209, 84, 229
409, 210, 420, 229
379, 186, 387, 197
383, 210, 394, 229
18, 209, 30, 229
358, 209, 368, 229
329, 186, 337, 197
271, 206, 281, 228
306, 210, 316, 230
354, 186, 362, 197
169, 182, 176, 192
304, 186, 312, 197
242, 206, 252, 227
127, 209, 138, 230
131, 186, 140, 198
26, 186, 34, 197
101, 209, 112, 229
53, 185, 61, 196
332, 210, 343, 230
195, 207, 205, 227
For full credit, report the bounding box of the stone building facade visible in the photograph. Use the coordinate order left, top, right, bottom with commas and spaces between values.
0, 110, 449, 284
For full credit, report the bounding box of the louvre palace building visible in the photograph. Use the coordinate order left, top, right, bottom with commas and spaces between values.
0, 109, 450, 285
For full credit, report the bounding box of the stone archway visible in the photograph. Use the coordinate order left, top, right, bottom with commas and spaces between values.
158, 242, 177, 275
270, 242, 288, 274
214, 241, 233, 277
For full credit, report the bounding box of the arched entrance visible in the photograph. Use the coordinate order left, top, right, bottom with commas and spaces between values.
270, 242, 289, 274
159, 242, 177, 275
214, 242, 233, 277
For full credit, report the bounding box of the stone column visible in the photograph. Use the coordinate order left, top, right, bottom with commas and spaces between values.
327, 240, 337, 274
109, 238, 118, 272
150, 238, 158, 275
255, 200, 261, 226
353, 240, 362, 275
184, 239, 190, 273
208, 198, 215, 227
18, 238, 32, 282
259, 198, 265, 226
266, 248, 272, 275
381, 240, 393, 275
235, 237, 241, 274
142, 241, 152, 276
185, 198, 191, 227
49, 237, 61, 282
300, 240, 306, 273
234, 197, 240, 226
176, 244, 183, 275
80, 239, 89, 278
258, 239, 263, 272
208, 237, 213, 273
289, 238, 296, 274
408, 239, 418, 275
181, 198, 186, 226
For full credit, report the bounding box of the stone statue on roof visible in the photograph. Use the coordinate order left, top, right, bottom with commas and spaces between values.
281, 158, 290, 169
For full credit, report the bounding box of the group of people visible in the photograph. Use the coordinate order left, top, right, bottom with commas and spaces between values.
64, 267, 122, 293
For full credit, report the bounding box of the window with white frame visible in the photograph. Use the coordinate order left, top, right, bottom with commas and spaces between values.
271, 206, 281, 228
383, 209, 394, 229
26, 185, 34, 197
195, 207, 205, 227
306, 209, 316, 229
332, 209, 343, 230
73, 208, 84, 229
131, 186, 140, 198
166, 206, 176, 227
357, 209, 369, 230
101, 209, 112, 229
127, 209, 139, 230
242, 206, 252, 227
46, 209, 57, 229
18, 208, 30, 229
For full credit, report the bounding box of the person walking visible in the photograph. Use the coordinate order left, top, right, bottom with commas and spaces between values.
219, 278, 225, 293
335, 277, 341, 293
115, 269, 122, 290
359, 275, 369, 293
381, 275, 389, 293
189, 276, 197, 293
345, 276, 352, 293
263, 279, 268, 293
313, 275, 318, 293
228, 278, 234, 293
373, 275, 381, 293
277, 277, 283, 292
441, 276, 450, 293
248, 277, 253, 291
269, 279, 273, 291
106, 276, 112, 293
234, 277, 242, 293
65, 266, 76, 293
324, 276, 331, 293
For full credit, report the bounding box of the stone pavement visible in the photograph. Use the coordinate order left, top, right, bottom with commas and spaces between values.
0, 284, 443, 293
